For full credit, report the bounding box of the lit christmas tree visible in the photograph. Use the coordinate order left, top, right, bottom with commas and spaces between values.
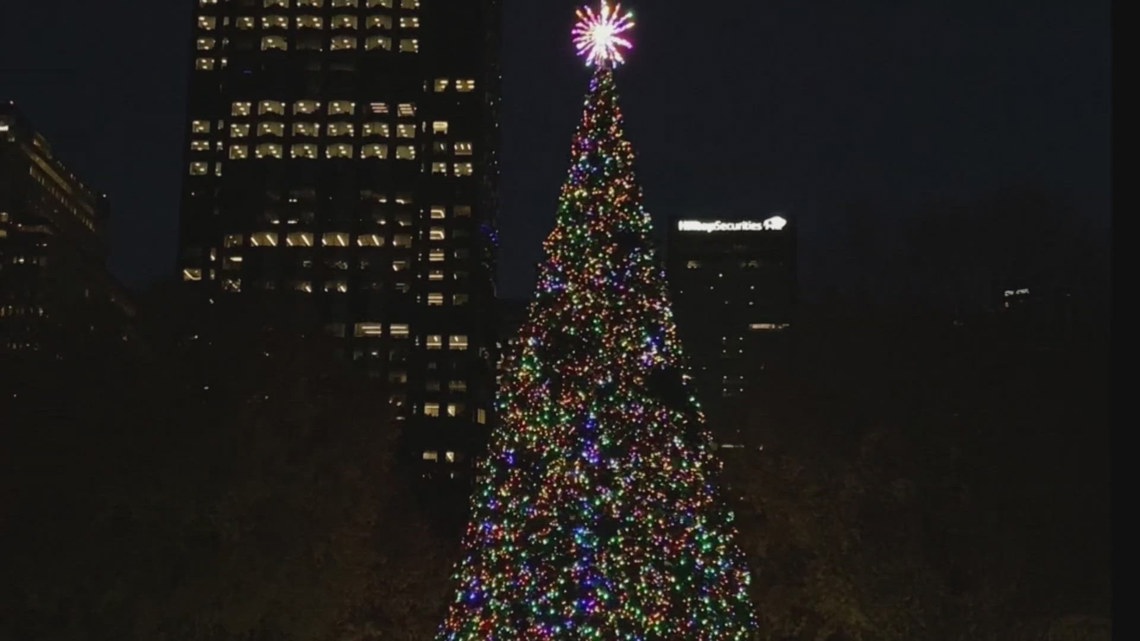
435, 3, 758, 639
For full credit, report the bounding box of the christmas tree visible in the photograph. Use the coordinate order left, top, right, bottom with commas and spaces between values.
435, 3, 758, 639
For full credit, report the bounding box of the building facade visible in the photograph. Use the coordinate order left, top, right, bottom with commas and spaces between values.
0, 103, 133, 356
177, 0, 502, 480
665, 215, 796, 437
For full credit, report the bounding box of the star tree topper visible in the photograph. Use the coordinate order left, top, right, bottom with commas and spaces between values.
572, 1, 635, 68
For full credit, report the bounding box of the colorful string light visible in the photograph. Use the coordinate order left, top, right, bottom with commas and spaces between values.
435, 13, 758, 639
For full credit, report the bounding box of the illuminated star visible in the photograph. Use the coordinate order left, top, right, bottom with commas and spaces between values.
572, 1, 635, 68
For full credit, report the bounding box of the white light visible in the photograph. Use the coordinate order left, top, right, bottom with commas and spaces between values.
677, 215, 788, 233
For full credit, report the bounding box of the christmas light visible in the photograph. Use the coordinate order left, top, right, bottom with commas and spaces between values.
573, 1, 635, 68
434, 9, 757, 640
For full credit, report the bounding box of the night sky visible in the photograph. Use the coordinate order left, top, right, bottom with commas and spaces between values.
0, 0, 1110, 301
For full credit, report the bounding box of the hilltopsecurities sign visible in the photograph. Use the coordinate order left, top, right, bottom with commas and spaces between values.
677, 216, 788, 233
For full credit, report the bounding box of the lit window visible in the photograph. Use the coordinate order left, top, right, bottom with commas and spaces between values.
286, 232, 313, 247
455, 79, 476, 92
427, 293, 444, 306
223, 234, 243, 248
332, 14, 358, 28
198, 16, 216, 30
396, 123, 415, 138
454, 162, 474, 176
400, 0, 418, 7
182, 268, 203, 281
189, 162, 209, 175
262, 15, 288, 28
431, 162, 448, 175
366, 0, 392, 6
293, 122, 319, 137
250, 232, 279, 247
428, 270, 444, 281
236, 16, 255, 29
454, 141, 473, 156
397, 38, 419, 53
453, 293, 469, 305
255, 143, 283, 159
476, 409, 487, 424
392, 260, 409, 272
397, 103, 415, 117
293, 281, 313, 293
422, 450, 438, 461
428, 249, 445, 263
258, 122, 285, 137
195, 58, 216, 71
327, 122, 354, 137
291, 143, 318, 159
400, 16, 419, 28
357, 234, 384, 246
229, 145, 249, 159
686, 260, 701, 269
197, 37, 216, 50
259, 100, 286, 115
444, 403, 463, 417
365, 35, 391, 51
230, 123, 250, 137
222, 278, 242, 292
454, 205, 472, 217
430, 206, 446, 219
363, 122, 389, 137
369, 102, 389, 114
449, 335, 468, 350
294, 100, 320, 115
322, 232, 350, 247
264, 0, 289, 6
367, 15, 392, 29
433, 78, 450, 92
429, 227, 446, 241
297, 0, 323, 6
424, 403, 440, 417
390, 324, 409, 338
332, 0, 358, 5
389, 370, 408, 384
361, 143, 388, 159
192, 120, 210, 134
355, 322, 383, 337
326, 144, 354, 158
190, 140, 210, 151
232, 102, 252, 117
261, 36, 288, 51
324, 281, 349, 293
392, 234, 412, 248
432, 121, 448, 134
426, 335, 443, 349
449, 380, 467, 392
331, 36, 357, 50
329, 100, 356, 115
395, 145, 416, 160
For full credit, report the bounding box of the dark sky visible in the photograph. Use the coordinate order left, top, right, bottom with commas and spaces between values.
0, 0, 1110, 301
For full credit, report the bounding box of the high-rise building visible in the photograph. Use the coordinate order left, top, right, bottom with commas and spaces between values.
0, 103, 134, 356
665, 215, 796, 436
177, 0, 502, 480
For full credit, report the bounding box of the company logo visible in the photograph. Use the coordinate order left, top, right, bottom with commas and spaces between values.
677, 215, 788, 233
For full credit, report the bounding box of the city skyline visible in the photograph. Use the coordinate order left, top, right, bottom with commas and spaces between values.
0, 0, 1111, 304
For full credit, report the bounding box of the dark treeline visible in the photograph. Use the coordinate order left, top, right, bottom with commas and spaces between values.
1, 283, 1110, 640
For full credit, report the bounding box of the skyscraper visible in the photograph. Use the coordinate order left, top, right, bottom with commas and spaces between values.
665, 215, 796, 439
177, 0, 501, 480
0, 103, 134, 356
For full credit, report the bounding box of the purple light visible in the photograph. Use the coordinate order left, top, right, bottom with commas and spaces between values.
572, 2, 635, 68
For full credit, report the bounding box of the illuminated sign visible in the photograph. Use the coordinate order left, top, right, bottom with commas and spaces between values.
677, 215, 787, 233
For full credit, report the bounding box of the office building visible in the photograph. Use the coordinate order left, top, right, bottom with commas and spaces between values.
176, 0, 502, 480
665, 215, 796, 435
0, 103, 133, 356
